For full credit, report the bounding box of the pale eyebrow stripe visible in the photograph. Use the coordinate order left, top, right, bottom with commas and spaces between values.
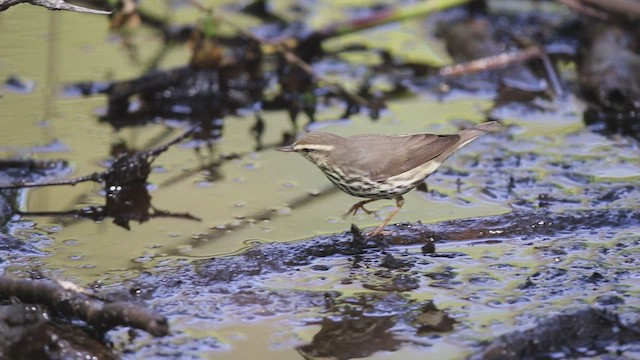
295, 144, 335, 151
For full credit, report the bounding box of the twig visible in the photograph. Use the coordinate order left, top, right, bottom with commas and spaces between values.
0, 0, 111, 14
539, 52, 564, 97
556, 0, 609, 20
316, 0, 472, 39
0, 172, 103, 189
145, 124, 197, 158
439, 45, 565, 96
439, 47, 543, 77
580, 0, 640, 20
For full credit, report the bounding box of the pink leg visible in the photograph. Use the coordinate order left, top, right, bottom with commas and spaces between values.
369, 196, 404, 237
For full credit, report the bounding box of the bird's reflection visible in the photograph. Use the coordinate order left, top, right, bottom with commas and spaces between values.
297, 310, 401, 360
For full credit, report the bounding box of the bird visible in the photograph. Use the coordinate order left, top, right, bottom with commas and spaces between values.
277, 121, 500, 236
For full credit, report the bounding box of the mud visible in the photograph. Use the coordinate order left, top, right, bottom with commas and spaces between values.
1, 1, 640, 359
470, 307, 640, 360
93, 204, 640, 358
0, 303, 117, 360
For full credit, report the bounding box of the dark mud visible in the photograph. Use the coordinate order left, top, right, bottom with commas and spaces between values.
191, 208, 640, 281
0, 303, 117, 360
2, 1, 640, 359
470, 307, 640, 360
3, 124, 639, 358
94, 204, 640, 358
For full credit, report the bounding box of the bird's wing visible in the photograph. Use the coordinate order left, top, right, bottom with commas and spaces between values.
339, 134, 460, 181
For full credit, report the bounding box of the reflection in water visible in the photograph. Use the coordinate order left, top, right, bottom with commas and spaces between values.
18, 183, 200, 230
297, 313, 401, 360
2, 128, 200, 229
297, 293, 457, 360
0, 159, 70, 227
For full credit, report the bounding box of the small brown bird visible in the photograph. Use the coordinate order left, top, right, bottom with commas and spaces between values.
278, 121, 500, 236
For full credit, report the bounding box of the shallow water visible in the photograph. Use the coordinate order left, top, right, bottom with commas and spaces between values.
1, 2, 640, 359
0, 6, 514, 283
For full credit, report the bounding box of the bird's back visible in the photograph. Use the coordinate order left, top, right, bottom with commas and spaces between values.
331, 133, 459, 182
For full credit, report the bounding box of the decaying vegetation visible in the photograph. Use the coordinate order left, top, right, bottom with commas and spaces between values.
1, 0, 640, 358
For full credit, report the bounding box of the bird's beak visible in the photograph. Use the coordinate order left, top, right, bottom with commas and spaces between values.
277, 145, 296, 152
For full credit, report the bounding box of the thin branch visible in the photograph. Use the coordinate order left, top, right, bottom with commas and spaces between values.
0, 172, 103, 189
0, 0, 111, 14
439, 47, 543, 77
439, 46, 568, 97
580, 0, 640, 19
556, 0, 609, 20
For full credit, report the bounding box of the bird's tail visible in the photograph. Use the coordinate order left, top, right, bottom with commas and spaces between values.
458, 121, 501, 145
436, 121, 501, 161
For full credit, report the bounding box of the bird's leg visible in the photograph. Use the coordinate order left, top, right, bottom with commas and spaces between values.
369, 196, 404, 237
343, 198, 380, 218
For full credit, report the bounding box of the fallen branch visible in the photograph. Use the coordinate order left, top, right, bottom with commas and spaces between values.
0, 277, 168, 336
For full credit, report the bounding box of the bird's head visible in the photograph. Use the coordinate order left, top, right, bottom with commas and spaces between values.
277, 132, 342, 166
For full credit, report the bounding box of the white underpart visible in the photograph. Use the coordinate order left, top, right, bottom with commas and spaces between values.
387, 160, 443, 185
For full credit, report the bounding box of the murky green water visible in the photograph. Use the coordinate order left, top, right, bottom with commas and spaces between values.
2, 2, 640, 359
0, 4, 514, 283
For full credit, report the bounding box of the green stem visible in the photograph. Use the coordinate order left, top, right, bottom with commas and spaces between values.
317, 0, 473, 39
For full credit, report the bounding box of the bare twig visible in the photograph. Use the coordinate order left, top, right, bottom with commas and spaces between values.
556, 0, 610, 20
580, 0, 640, 19
0, 172, 103, 189
556, 0, 640, 21
539, 52, 564, 97
439, 46, 564, 96
0, 0, 111, 14
439, 47, 543, 77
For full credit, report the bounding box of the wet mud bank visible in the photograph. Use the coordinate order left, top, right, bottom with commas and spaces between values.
2, 1, 640, 358
94, 206, 640, 358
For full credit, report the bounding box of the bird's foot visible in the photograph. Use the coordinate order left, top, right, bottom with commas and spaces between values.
343, 204, 375, 218
366, 226, 391, 238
